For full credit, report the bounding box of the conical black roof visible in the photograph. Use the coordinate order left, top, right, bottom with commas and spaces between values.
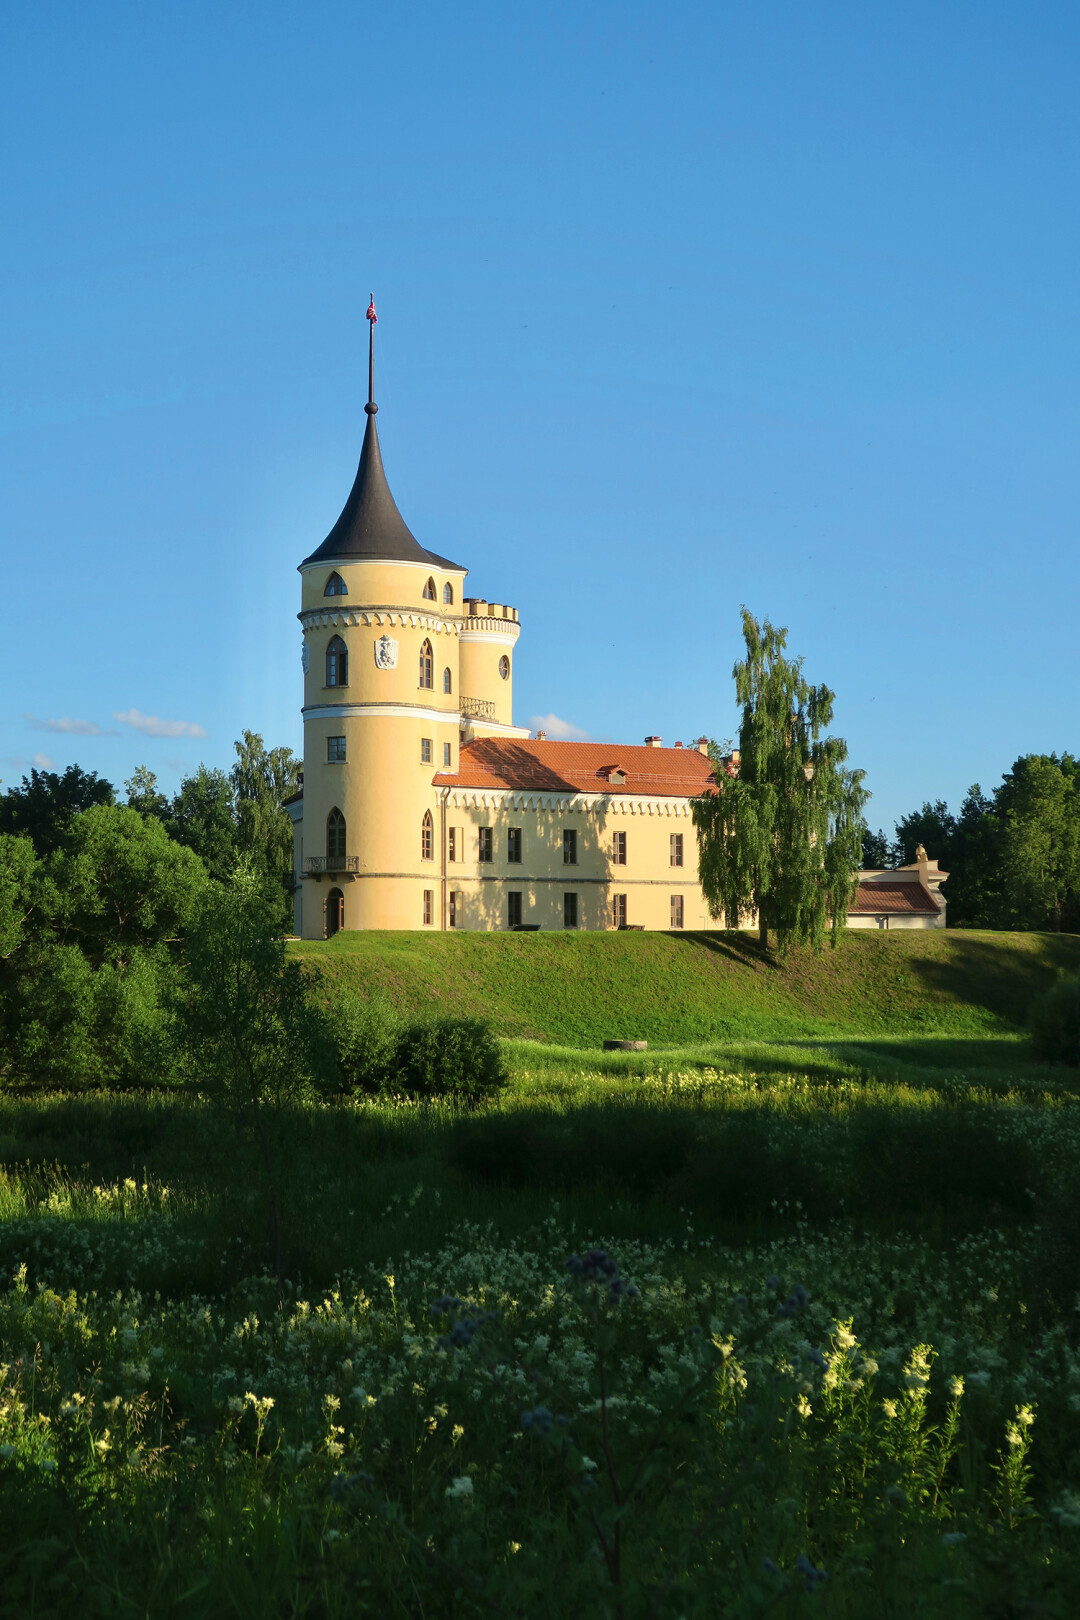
302, 405, 464, 571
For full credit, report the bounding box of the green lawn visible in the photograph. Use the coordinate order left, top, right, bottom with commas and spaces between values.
294, 926, 1080, 1045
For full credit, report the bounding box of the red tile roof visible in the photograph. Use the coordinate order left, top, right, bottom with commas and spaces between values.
850, 882, 940, 914
433, 738, 717, 798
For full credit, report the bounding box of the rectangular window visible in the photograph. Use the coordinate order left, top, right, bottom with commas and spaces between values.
563, 829, 577, 865
507, 827, 522, 863
670, 894, 684, 929
508, 892, 523, 928
612, 831, 627, 865
449, 891, 462, 929
423, 890, 433, 926
443, 742, 452, 768
420, 738, 433, 764
613, 893, 627, 929
478, 827, 493, 863
448, 826, 458, 863
670, 832, 683, 867
327, 735, 346, 762
564, 892, 578, 929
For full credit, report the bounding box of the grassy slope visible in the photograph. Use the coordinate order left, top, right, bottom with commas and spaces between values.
292, 927, 1080, 1047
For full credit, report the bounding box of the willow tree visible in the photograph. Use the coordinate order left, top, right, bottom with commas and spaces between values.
692, 610, 868, 952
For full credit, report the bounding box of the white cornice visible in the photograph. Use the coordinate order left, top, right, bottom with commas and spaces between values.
442, 789, 694, 815
459, 623, 521, 644
298, 559, 469, 576
303, 703, 458, 723
299, 608, 461, 635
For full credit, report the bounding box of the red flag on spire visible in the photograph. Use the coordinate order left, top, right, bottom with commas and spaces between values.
366, 296, 377, 325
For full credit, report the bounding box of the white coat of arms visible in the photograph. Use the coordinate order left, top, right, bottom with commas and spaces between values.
374, 634, 399, 671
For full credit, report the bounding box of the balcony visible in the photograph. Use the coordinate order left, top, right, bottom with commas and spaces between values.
304, 855, 360, 876
459, 696, 496, 721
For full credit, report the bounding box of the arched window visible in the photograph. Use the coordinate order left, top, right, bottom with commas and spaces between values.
324, 571, 348, 596
499, 654, 510, 681
423, 577, 436, 601
443, 666, 452, 695
421, 810, 434, 862
419, 638, 433, 690
326, 887, 344, 936
327, 808, 346, 862
442, 582, 454, 605
326, 635, 348, 687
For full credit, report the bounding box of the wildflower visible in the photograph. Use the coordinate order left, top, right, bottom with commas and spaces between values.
794, 1554, 827, 1593
452, 1425, 464, 1443
882, 1399, 899, 1419
521, 1406, 554, 1436
795, 1395, 812, 1419
835, 1323, 857, 1352
947, 1375, 965, 1399
508, 1541, 521, 1555
445, 1475, 474, 1500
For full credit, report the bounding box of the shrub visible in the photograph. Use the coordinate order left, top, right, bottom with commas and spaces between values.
329, 988, 402, 1095
1029, 973, 1080, 1066
393, 1015, 506, 1104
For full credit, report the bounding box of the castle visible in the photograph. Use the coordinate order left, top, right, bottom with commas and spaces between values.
287, 310, 946, 938
287, 310, 719, 937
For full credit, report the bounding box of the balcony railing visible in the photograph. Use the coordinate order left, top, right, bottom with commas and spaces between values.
304, 855, 360, 875
459, 696, 496, 720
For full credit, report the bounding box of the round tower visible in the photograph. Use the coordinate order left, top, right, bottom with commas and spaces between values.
295, 303, 519, 935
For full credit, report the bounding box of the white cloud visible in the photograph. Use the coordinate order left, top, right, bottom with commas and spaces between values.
32, 752, 56, 769
23, 713, 119, 736
113, 709, 208, 740
528, 713, 590, 741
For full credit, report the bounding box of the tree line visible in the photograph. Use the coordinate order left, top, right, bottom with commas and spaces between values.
862, 753, 1080, 931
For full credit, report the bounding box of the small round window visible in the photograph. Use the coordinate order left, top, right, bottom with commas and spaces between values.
499, 655, 510, 681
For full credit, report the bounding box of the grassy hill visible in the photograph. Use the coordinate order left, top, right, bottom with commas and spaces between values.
292, 928, 1080, 1047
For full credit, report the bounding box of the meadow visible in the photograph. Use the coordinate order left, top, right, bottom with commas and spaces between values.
3, 931, 1080, 1615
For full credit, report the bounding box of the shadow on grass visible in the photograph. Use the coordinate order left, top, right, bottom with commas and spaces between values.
907, 932, 1080, 1027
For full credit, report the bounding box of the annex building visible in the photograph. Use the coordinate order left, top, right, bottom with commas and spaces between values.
287, 315, 720, 937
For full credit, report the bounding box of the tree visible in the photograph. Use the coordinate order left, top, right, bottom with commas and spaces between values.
124, 766, 169, 819
894, 800, 956, 868
0, 765, 114, 855
692, 610, 868, 952
167, 766, 238, 881
49, 804, 207, 964
230, 731, 301, 893
176, 863, 332, 1272
861, 828, 894, 869
995, 756, 1080, 932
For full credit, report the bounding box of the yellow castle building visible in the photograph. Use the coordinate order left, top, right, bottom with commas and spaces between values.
287, 311, 719, 937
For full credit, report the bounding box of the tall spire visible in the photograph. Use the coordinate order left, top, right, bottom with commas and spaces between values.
366, 294, 377, 416
301, 295, 463, 570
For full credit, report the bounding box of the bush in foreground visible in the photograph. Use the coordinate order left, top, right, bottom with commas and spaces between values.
1029, 973, 1080, 1066
394, 1014, 507, 1104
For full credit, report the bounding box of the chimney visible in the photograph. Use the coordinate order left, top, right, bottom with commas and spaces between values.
696, 737, 709, 755
674, 741, 683, 749
535, 729, 547, 741
644, 735, 662, 748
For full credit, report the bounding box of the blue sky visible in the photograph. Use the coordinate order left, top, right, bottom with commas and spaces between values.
2, 1, 1078, 835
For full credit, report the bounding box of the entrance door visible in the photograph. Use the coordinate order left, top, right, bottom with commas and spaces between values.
326, 888, 345, 937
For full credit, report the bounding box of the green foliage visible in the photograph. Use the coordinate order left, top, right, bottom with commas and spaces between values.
177, 862, 334, 1269
230, 730, 301, 890
165, 765, 238, 882
1028, 973, 1080, 1066
49, 804, 206, 962
394, 1014, 507, 1103
2, 1039, 1080, 1614
861, 826, 894, 867
0, 764, 114, 855
124, 764, 169, 818
894, 757, 1080, 931
0, 833, 39, 959
328, 987, 403, 1095
692, 609, 868, 952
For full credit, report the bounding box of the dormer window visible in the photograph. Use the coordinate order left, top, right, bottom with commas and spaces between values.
443, 582, 454, 605
423, 577, 436, 601
603, 765, 627, 786
324, 571, 348, 596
